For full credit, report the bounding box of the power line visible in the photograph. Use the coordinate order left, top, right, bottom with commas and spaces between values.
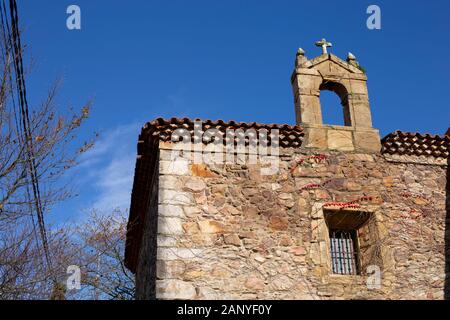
1, 0, 52, 271
0, 1, 43, 262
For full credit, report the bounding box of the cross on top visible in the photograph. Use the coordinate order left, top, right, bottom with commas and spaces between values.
315, 38, 332, 54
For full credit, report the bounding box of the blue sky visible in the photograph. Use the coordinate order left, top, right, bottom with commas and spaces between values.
19, 0, 450, 222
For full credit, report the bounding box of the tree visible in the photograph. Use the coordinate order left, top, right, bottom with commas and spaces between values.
0, 8, 95, 299
69, 210, 135, 300
0, 2, 134, 300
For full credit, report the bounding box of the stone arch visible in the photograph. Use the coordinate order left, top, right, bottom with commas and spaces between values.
319, 80, 351, 126
291, 51, 381, 152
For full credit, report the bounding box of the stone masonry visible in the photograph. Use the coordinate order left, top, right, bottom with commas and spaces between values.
147, 146, 447, 300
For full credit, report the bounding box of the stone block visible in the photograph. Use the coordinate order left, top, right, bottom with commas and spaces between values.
160, 159, 189, 175
158, 204, 184, 217
354, 129, 381, 153
157, 248, 203, 261
197, 287, 218, 299
184, 177, 207, 192
268, 275, 295, 291
156, 260, 186, 279
157, 235, 177, 247
304, 127, 328, 149
183, 206, 202, 217
158, 217, 183, 235
244, 276, 265, 291
348, 79, 368, 95
198, 220, 226, 234
224, 234, 241, 246
327, 129, 354, 151
351, 102, 373, 128
299, 95, 322, 124
159, 175, 181, 190
159, 189, 194, 206
268, 216, 289, 231
222, 204, 241, 216
191, 164, 217, 178
156, 280, 196, 300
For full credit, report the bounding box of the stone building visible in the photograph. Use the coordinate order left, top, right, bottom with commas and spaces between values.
124, 41, 450, 300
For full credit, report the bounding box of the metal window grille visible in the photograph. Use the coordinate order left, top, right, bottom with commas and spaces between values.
329, 230, 360, 275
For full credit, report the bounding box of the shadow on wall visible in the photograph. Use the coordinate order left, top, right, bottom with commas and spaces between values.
445, 156, 450, 299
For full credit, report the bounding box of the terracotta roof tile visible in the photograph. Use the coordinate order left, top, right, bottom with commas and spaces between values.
142, 117, 304, 147
381, 130, 450, 159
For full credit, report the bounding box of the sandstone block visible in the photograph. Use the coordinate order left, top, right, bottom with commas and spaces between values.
183, 206, 202, 217
314, 189, 330, 199
197, 287, 218, 300
245, 276, 265, 291
198, 220, 226, 234
159, 204, 184, 217
191, 164, 217, 178
184, 265, 205, 280
224, 234, 241, 246
156, 280, 196, 300
345, 181, 362, 191
182, 222, 200, 234
184, 177, 206, 192
159, 175, 181, 190
304, 127, 328, 149
252, 253, 266, 263
269, 216, 289, 231
222, 204, 241, 216
159, 190, 194, 206
158, 217, 183, 235
279, 235, 293, 246
268, 275, 294, 291
157, 235, 177, 247
156, 260, 186, 279
354, 130, 381, 153
383, 176, 394, 188
327, 130, 354, 151
289, 246, 306, 256
157, 248, 203, 261
160, 159, 189, 175
211, 184, 227, 195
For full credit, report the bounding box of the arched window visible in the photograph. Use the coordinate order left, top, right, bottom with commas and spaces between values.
319, 81, 351, 126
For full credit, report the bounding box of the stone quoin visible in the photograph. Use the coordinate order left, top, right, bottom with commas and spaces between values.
124, 40, 450, 300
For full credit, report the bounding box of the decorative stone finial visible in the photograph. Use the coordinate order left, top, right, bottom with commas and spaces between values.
346, 52, 360, 68
295, 48, 307, 67
315, 38, 332, 54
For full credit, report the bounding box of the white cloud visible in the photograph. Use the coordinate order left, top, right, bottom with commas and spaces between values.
78, 122, 141, 213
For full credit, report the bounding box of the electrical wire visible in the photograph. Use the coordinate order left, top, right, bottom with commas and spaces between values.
1, 0, 52, 272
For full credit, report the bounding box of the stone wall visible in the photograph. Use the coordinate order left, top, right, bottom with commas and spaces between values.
140, 143, 448, 300
445, 156, 450, 299
135, 152, 160, 299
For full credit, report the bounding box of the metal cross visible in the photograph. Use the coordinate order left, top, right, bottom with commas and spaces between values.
315, 38, 332, 54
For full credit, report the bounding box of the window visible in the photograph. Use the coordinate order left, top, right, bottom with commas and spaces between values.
329, 230, 360, 275
324, 210, 372, 276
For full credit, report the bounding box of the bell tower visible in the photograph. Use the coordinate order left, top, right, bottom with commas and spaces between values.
291, 39, 381, 153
